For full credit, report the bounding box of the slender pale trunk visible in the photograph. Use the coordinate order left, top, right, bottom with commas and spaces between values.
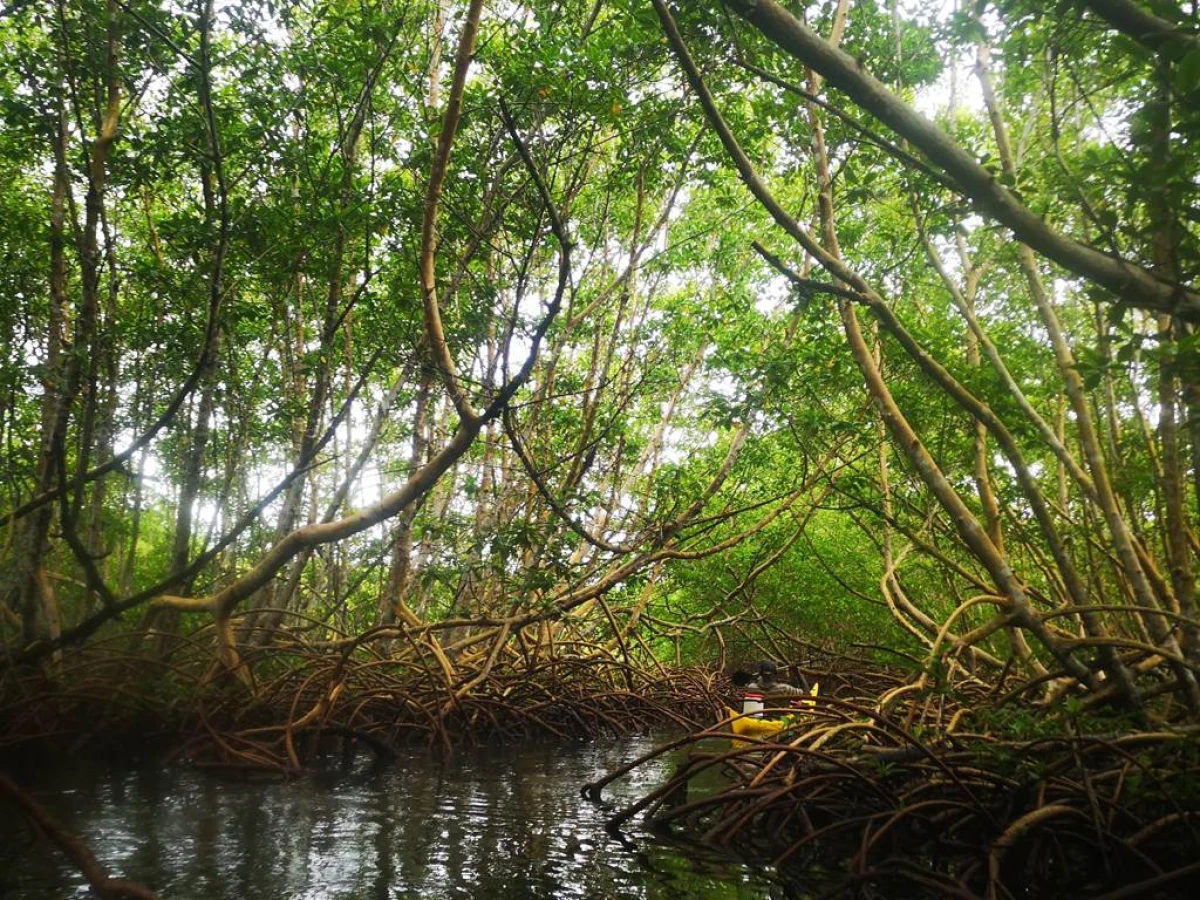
979, 42, 1196, 708
378, 384, 431, 628
2, 115, 71, 652
653, 0, 1101, 684
245, 53, 383, 643
1146, 62, 1197, 658
135, 2, 226, 647
816, 5, 1020, 668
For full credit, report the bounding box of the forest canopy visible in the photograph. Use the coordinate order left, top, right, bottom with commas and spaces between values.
1, 0, 1199, 727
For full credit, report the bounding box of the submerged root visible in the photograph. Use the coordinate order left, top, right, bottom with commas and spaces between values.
0, 773, 158, 899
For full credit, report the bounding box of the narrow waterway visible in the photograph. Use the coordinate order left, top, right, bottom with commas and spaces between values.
1, 734, 786, 899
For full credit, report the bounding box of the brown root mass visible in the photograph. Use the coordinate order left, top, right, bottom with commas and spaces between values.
0, 635, 718, 772
5, 644, 1199, 899
588, 670, 1200, 900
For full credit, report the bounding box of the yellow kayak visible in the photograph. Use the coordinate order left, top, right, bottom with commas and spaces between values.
726, 710, 787, 737
724, 682, 819, 741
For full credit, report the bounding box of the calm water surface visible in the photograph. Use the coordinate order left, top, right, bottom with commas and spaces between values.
0, 734, 786, 899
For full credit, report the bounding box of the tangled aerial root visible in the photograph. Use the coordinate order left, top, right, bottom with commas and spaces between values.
586, 676, 1200, 900
0, 634, 717, 773
6, 638, 1200, 897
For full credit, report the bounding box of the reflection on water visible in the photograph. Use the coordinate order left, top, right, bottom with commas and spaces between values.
0, 734, 784, 899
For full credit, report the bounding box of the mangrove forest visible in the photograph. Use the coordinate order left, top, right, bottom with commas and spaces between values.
3, 0, 1200, 897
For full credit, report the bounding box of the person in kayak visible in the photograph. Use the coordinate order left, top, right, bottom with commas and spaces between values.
751, 659, 810, 696
732, 660, 808, 718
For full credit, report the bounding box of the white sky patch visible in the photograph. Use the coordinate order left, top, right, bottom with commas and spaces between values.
913, 45, 985, 119
888, 0, 992, 119
106, 381, 409, 555
755, 273, 791, 316
1083, 97, 1137, 152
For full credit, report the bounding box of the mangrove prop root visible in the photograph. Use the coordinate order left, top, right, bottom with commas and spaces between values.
0, 773, 159, 899
595, 679, 1200, 899
0, 636, 719, 769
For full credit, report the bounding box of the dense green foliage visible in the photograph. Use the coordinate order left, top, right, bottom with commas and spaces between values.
1, 0, 1197, 719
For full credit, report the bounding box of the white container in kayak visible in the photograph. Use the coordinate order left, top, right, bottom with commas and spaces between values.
741, 692, 764, 719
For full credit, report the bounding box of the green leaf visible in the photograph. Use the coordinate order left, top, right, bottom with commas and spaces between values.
1176, 48, 1200, 95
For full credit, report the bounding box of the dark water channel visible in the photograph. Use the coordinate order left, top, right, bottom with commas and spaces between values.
1, 734, 787, 899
